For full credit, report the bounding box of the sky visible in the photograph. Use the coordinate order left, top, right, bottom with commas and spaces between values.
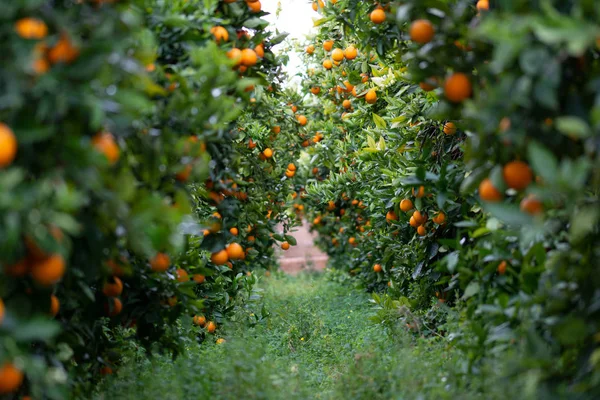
260, 0, 318, 84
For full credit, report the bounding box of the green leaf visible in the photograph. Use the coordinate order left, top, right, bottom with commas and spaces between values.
528, 141, 558, 184
284, 235, 297, 246
13, 319, 61, 342
462, 281, 480, 300
372, 113, 387, 129
555, 116, 591, 138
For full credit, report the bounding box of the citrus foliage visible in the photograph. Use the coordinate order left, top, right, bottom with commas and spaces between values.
0, 0, 300, 397
301, 0, 600, 394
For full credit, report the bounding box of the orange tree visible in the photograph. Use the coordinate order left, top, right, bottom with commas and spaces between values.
300, 0, 600, 394
0, 0, 297, 398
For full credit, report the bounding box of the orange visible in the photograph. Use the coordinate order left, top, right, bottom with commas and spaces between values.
100, 366, 113, 376
288, 163, 297, 171
412, 186, 425, 198
150, 252, 170, 272
285, 170, 295, 178
107, 298, 122, 316
193, 315, 207, 327
343, 80, 354, 91
0, 363, 24, 394
332, 48, 344, 62
30, 254, 65, 286
291, 105, 298, 113
175, 164, 192, 182
263, 148, 273, 158
248, 138, 257, 149
443, 122, 457, 135
373, 264, 382, 272
226, 242, 245, 260
50, 294, 60, 317
497, 260, 507, 275
344, 46, 357, 60
281, 241, 290, 250
92, 132, 120, 165
210, 26, 229, 43
432, 212, 446, 224
167, 296, 177, 307
520, 195, 543, 215
323, 59, 333, 69
48, 33, 79, 64
477, 0, 489, 11
306, 44, 315, 54
0, 124, 17, 168
419, 81, 436, 92
297, 115, 308, 126
503, 161, 532, 190
413, 210, 426, 224
207, 321, 217, 333
241, 48, 258, 66
410, 20, 435, 44
444, 73, 472, 103
255, 43, 265, 58
229, 227, 239, 236
216, 338, 226, 344
365, 90, 377, 104
176, 268, 189, 282
343, 99, 352, 109
193, 274, 205, 284
272, 126, 281, 134
386, 211, 398, 222
417, 225, 426, 236
478, 178, 503, 202
211, 249, 229, 265
311, 87, 321, 95
409, 216, 419, 228
370, 8, 386, 24
103, 277, 123, 297
400, 199, 414, 212
15, 18, 48, 39
323, 40, 334, 51
349, 237, 356, 245
247, 0, 261, 12
0, 299, 4, 325
4, 259, 28, 277
227, 48, 243, 66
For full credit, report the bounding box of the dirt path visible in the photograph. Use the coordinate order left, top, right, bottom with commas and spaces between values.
278, 220, 327, 274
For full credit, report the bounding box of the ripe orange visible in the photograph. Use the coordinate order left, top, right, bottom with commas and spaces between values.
503, 161, 533, 190
92, 132, 120, 165
373, 264, 382, 272
211, 249, 229, 265
50, 294, 60, 317
207, 321, 217, 333
229, 227, 239, 236
477, 0, 489, 10
343, 99, 352, 109
291, 105, 298, 113
210, 26, 229, 43
386, 210, 398, 222
370, 8, 386, 24
306, 44, 315, 54
15, 18, 48, 39
193, 274, 205, 284
412, 186, 425, 198
400, 199, 414, 212
150, 252, 170, 272
288, 163, 296, 171
272, 126, 281, 134
241, 48, 258, 66
444, 73, 472, 103
297, 115, 308, 126
193, 315, 207, 327
419, 81, 436, 92
323, 59, 333, 69
349, 237, 357, 245
417, 225, 426, 236
323, 40, 334, 51
365, 90, 377, 104
48, 33, 79, 64
497, 260, 507, 275
107, 298, 122, 316
175, 164, 192, 182
226, 243, 245, 260
103, 277, 123, 297
248, 138, 257, 149
344, 46, 357, 60
332, 48, 344, 62
30, 254, 65, 286
520, 195, 543, 215
281, 241, 290, 250
478, 178, 503, 202
0, 363, 24, 394
227, 48, 243, 66
412, 210, 426, 224
0, 299, 4, 325
410, 20, 435, 44
247, 0, 261, 12
176, 268, 189, 282
255, 43, 265, 58
443, 122, 457, 135
263, 148, 274, 158
432, 212, 446, 224
100, 366, 113, 376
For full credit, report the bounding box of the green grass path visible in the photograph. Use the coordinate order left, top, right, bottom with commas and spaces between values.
94, 272, 504, 400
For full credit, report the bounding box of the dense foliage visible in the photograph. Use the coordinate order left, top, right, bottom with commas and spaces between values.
299, 0, 600, 396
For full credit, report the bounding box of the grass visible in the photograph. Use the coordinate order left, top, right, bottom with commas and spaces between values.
92, 271, 519, 400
